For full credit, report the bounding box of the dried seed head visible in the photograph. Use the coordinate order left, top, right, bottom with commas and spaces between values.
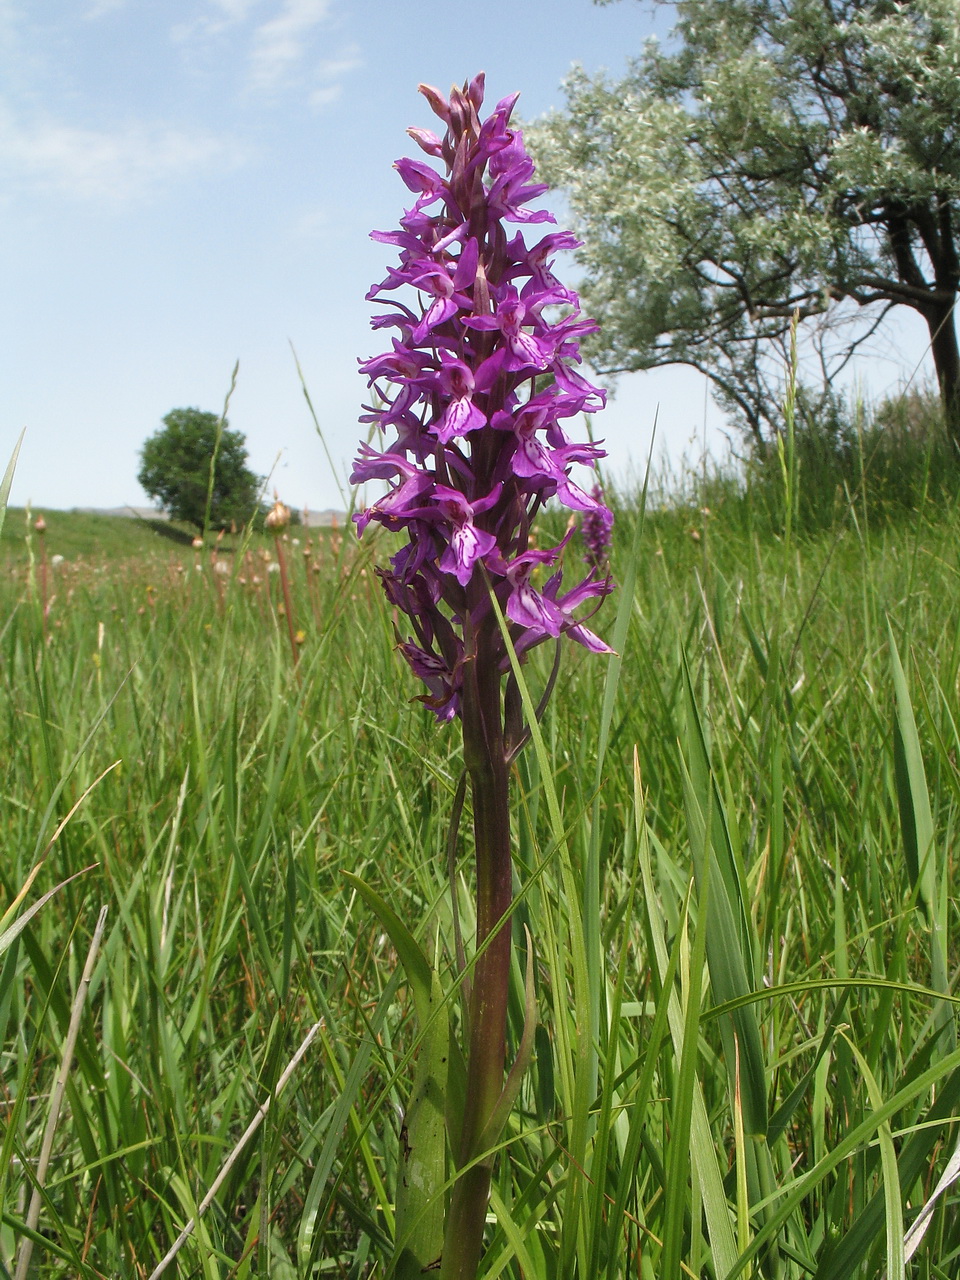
265, 500, 291, 532
192, 537, 204, 550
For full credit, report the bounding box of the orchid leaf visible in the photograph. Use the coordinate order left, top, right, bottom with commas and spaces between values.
392, 965, 448, 1280
342, 873, 448, 1279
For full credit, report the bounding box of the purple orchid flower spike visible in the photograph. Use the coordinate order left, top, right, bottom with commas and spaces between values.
354, 79, 613, 720
581, 483, 613, 571
352, 74, 615, 1280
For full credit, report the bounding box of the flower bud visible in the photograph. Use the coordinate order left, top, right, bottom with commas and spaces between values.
265, 500, 291, 532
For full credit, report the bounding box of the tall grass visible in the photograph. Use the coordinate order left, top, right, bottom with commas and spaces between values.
742, 383, 960, 533
1, 461, 960, 1277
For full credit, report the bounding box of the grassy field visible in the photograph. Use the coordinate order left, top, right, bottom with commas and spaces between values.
2, 480, 960, 1278
1, 508, 201, 564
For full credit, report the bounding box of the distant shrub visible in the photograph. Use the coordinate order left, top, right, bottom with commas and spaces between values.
745, 383, 959, 532
139, 408, 262, 532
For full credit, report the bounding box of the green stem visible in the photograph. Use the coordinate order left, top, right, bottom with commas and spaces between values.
273, 535, 301, 674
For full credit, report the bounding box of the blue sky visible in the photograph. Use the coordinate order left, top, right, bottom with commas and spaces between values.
1, 0, 934, 513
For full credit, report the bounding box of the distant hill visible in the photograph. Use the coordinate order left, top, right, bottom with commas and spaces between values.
1, 506, 347, 563
74, 506, 347, 527
74, 505, 172, 521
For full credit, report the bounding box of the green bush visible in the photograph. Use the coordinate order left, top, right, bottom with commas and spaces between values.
138, 407, 262, 531
744, 384, 960, 533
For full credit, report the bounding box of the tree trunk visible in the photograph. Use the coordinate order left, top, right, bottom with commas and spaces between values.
926, 297, 960, 451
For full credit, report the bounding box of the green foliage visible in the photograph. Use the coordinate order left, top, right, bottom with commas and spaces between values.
744, 384, 960, 531
138, 407, 262, 531
0, 430, 24, 540
529, 0, 960, 443
4, 481, 960, 1276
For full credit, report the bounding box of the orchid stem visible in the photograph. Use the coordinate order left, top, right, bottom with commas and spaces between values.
441, 647, 513, 1280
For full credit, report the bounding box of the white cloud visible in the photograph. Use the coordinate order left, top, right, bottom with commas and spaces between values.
0, 109, 247, 202
308, 84, 341, 108
250, 0, 332, 89
314, 49, 361, 81
171, 0, 259, 44
212, 0, 259, 19
289, 205, 329, 238
171, 1, 358, 105
308, 46, 361, 108
84, 0, 128, 18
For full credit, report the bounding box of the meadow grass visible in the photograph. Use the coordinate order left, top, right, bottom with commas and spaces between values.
1, 509, 201, 565
1, 477, 960, 1278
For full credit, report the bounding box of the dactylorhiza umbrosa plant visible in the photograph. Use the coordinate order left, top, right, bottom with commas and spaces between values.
352, 74, 614, 1280
581, 483, 612, 570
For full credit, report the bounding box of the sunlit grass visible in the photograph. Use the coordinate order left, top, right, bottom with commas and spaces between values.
1, 475, 959, 1277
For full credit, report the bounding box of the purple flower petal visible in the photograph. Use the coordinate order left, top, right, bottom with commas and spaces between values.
435, 397, 486, 443
506, 582, 563, 636
565, 623, 615, 655
440, 524, 497, 586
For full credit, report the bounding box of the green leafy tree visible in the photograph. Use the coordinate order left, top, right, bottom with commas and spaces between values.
138, 408, 261, 531
530, 0, 960, 444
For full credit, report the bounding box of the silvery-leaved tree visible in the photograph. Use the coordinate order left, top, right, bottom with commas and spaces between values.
529, 0, 960, 446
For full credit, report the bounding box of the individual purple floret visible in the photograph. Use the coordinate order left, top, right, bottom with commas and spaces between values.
581, 484, 613, 570
352, 72, 614, 727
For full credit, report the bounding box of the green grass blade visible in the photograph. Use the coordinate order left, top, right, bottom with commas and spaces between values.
0, 429, 25, 540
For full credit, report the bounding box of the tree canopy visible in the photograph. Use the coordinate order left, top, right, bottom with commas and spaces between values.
138, 408, 262, 531
530, 0, 960, 443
